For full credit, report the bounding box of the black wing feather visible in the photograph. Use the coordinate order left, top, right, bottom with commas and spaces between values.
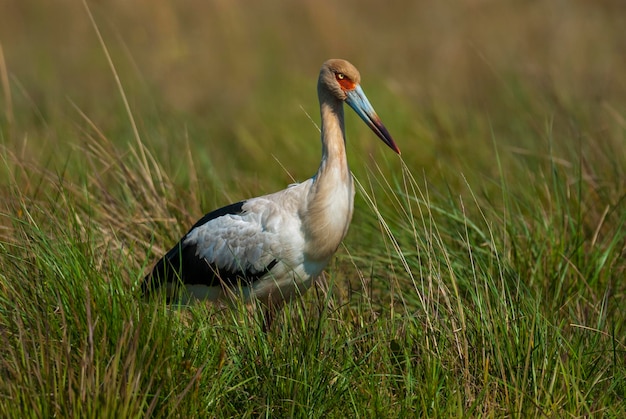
142, 200, 277, 296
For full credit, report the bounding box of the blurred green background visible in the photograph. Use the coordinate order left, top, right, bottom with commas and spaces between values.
2, 0, 625, 186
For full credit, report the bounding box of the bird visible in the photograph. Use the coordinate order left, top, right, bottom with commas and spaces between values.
142, 59, 400, 319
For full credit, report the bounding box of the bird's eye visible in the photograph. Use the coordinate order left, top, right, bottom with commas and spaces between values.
335, 72, 356, 91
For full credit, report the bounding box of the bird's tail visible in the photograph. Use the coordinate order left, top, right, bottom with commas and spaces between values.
141, 243, 183, 300
141, 257, 169, 297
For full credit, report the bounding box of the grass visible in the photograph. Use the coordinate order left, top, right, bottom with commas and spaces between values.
1, 0, 626, 416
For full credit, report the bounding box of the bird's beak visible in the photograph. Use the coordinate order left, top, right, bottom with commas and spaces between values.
346, 85, 401, 154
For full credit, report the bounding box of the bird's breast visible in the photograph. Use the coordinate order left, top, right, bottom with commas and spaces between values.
303, 173, 354, 262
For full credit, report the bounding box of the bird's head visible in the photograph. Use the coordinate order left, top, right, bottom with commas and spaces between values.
318, 59, 400, 154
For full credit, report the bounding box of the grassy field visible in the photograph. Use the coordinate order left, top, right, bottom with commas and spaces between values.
1, 0, 625, 416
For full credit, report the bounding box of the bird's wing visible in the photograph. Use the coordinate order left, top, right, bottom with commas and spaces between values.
144, 200, 283, 292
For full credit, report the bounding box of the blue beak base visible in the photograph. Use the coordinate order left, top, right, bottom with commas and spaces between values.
345, 85, 400, 155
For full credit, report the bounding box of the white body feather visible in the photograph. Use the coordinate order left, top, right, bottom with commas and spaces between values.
180, 176, 354, 305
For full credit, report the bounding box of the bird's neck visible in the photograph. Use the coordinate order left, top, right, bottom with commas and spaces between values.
303, 98, 355, 263
316, 99, 350, 183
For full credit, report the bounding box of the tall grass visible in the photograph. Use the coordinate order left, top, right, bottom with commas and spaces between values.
1, 0, 626, 416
